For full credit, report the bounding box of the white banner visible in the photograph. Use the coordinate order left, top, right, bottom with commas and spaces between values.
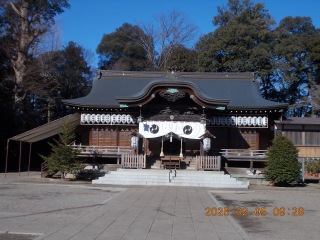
139, 121, 206, 139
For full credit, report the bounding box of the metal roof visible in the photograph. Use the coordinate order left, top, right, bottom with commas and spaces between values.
9, 113, 80, 142
62, 71, 287, 110
274, 117, 320, 125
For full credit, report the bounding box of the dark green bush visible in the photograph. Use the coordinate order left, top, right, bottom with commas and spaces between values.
76, 169, 106, 181
265, 134, 301, 185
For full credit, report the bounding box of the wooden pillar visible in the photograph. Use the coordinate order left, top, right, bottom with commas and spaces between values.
19, 141, 21, 176
200, 140, 204, 156
5, 139, 9, 178
28, 142, 32, 176
144, 138, 146, 168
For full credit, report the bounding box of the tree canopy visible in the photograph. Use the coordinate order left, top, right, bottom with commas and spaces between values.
162, 45, 198, 72
1, 0, 70, 129
96, 23, 150, 71
196, 0, 275, 74
196, 0, 320, 116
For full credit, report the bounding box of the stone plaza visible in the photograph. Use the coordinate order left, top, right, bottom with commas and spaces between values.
0, 172, 319, 240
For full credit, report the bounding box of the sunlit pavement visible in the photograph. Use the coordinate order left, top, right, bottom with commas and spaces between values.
0, 173, 319, 240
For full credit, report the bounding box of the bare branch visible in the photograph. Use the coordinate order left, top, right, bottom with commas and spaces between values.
9, 1, 21, 17
132, 9, 199, 71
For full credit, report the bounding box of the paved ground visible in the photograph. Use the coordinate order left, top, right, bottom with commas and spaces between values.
0, 172, 319, 240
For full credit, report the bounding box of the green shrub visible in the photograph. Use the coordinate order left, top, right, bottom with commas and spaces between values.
76, 169, 106, 181
305, 159, 320, 174
40, 121, 83, 179
265, 133, 301, 185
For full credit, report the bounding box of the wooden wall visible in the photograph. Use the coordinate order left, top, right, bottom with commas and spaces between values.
208, 127, 260, 150
86, 126, 266, 152
297, 146, 320, 158
89, 126, 134, 147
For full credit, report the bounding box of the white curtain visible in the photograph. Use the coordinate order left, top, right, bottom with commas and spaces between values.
139, 121, 206, 139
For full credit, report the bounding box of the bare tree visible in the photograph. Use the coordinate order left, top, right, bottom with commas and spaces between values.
132, 9, 199, 71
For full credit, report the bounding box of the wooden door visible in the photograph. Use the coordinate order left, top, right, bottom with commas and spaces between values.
118, 127, 131, 147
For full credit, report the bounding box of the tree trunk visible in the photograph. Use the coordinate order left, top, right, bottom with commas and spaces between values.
10, 0, 30, 131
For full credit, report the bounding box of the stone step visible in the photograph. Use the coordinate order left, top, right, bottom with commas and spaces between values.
116, 169, 225, 174
117, 168, 224, 174
92, 180, 247, 188
105, 175, 230, 180
92, 169, 247, 188
94, 178, 241, 185
96, 174, 235, 181
101, 174, 233, 180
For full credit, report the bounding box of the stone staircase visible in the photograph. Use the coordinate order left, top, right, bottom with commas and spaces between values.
186, 158, 197, 170
92, 169, 248, 188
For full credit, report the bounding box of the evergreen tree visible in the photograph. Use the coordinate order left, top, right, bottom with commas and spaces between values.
41, 121, 82, 179
196, 0, 275, 76
162, 45, 198, 72
265, 133, 301, 185
96, 23, 151, 71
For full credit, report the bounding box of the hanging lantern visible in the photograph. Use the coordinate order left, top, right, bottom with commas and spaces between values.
89, 114, 95, 123
111, 114, 117, 124
231, 116, 236, 125
242, 116, 247, 126
121, 114, 127, 124
95, 114, 101, 123
257, 116, 262, 126
131, 136, 139, 149
221, 116, 226, 125
226, 116, 231, 125
203, 138, 211, 151
216, 116, 221, 125
81, 114, 86, 123
85, 114, 90, 123
262, 116, 268, 127
126, 114, 132, 124
101, 114, 106, 123
105, 114, 110, 124
137, 115, 144, 123
116, 114, 122, 123
200, 114, 207, 124
252, 116, 257, 126
211, 116, 216, 125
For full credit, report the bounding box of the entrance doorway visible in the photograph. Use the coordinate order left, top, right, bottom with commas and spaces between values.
163, 137, 184, 155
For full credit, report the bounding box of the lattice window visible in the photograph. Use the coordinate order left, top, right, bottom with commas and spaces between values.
104, 128, 110, 138
284, 131, 302, 145
305, 132, 320, 146
92, 130, 98, 138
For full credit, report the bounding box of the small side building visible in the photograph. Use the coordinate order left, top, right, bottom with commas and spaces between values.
274, 117, 320, 158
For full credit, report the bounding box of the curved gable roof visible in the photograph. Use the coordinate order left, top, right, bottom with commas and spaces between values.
62, 71, 288, 110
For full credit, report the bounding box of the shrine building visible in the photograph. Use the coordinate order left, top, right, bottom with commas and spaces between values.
61, 71, 287, 170
6, 70, 292, 187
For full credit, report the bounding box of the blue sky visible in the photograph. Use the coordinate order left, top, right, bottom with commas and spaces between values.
57, 0, 320, 67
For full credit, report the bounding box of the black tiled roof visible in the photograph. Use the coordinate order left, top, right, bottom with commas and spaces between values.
62, 71, 287, 110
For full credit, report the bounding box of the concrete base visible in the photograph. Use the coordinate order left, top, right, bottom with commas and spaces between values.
225, 167, 269, 185
103, 164, 122, 171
